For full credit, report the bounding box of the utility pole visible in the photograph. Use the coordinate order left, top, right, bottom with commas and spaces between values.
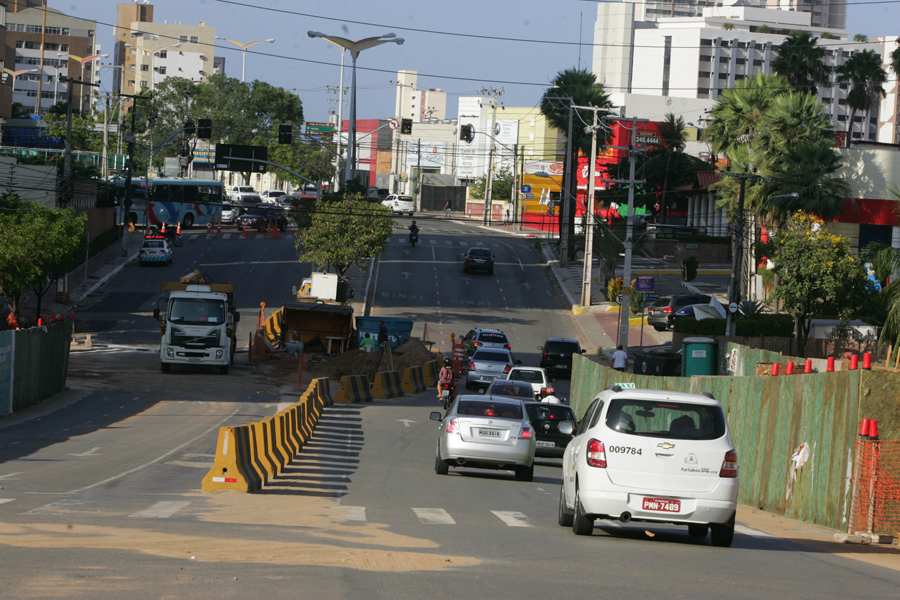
480, 87, 503, 226
724, 172, 760, 336
510, 142, 518, 227
101, 96, 110, 179
560, 102, 574, 268
326, 82, 347, 190
415, 138, 422, 209
64, 78, 74, 186
580, 109, 600, 307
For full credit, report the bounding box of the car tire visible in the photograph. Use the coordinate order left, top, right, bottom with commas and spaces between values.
572, 486, 594, 536
710, 513, 735, 547
558, 486, 574, 527
515, 464, 534, 482
160, 362, 171, 373
435, 448, 449, 475
653, 325, 666, 332
219, 365, 229, 375
688, 524, 709, 538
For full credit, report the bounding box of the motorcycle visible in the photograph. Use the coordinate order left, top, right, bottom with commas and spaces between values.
439, 380, 457, 410
410, 230, 419, 247
148, 226, 183, 247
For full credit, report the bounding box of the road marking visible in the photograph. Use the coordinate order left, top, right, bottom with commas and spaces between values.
165, 460, 214, 468
413, 508, 456, 525
189, 234, 199, 240
459, 241, 468, 246
430, 239, 436, 245
255, 234, 264, 239
492, 511, 536, 527
397, 419, 417, 427
0, 498, 13, 505
0, 472, 23, 481
491, 243, 499, 248
476, 242, 484, 246
129, 500, 191, 519
26, 499, 84, 515
223, 233, 231, 239
445, 240, 452, 245
330, 506, 366, 521
68, 447, 101, 457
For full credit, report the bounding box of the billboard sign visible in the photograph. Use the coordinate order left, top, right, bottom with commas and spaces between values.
407, 141, 446, 169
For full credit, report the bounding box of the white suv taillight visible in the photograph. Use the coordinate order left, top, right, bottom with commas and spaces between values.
503, 364, 511, 374
519, 425, 532, 440
720, 449, 738, 478
586, 438, 607, 468
445, 418, 460, 435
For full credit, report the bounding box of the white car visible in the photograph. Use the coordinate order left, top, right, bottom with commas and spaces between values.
558, 384, 738, 547
505, 366, 551, 399
229, 186, 258, 202
381, 194, 415, 216
221, 201, 238, 223
261, 190, 286, 203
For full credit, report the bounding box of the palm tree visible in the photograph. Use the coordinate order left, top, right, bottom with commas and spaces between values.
704, 73, 789, 158
762, 141, 850, 223
540, 67, 614, 260
755, 92, 835, 160
771, 31, 831, 93
656, 113, 686, 224
891, 44, 900, 77
836, 49, 888, 146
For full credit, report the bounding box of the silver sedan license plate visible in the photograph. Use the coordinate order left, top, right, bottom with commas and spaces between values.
536, 441, 555, 448
478, 428, 501, 438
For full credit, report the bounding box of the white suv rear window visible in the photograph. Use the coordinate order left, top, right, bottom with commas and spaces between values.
606, 399, 726, 440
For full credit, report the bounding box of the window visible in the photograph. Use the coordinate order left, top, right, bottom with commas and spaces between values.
157, 50, 167, 59
129, 64, 135, 71
61, 44, 68, 52
179, 35, 188, 43
128, 80, 135, 87
719, 56, 730, 63
755, 43, 764, 50
838, 98, 847, 105
736, 58, 746, 65
701, 38, 712, 46
140, 80, 148, 88
46, 26, 61, 35
131, 32, 140, 39
718, 73, 729, 79
157, 66, 167, 75
719, 40, 730, 48
26, 24, 42, 33
699, 71, 710, 78
698, 87, 710, 95
14, 40, 22, 48
700, 55, 711, 62
23, 41, 40, 49
140, 64, 149, 72
62, 28, 69, 36
605, 399, 727, 441
839, 83, 848, 90
530, 118, 535, 126
753, 59, 763, 66
44, 43, 59, 51
735, 74, 746, 80
190, 36, 199, 44
837, 115, 846, 121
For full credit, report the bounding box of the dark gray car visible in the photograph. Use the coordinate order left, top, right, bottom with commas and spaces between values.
647, 294, 712, 331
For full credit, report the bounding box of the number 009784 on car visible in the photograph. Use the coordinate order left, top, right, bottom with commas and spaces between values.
607, 445, 642, 455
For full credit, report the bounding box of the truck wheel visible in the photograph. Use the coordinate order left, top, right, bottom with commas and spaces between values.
160, 362, 171, 373
219, 365, 230, 375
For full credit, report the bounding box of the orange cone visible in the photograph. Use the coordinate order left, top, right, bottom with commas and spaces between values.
206, 222, 212, 235
242, 224, 248, 238
176, 221, 181, 235
216, 222, 222, 235
161, 222, 166, 234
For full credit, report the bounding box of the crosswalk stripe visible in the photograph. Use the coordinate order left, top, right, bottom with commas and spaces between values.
255, 234, 264, 239
206, 234, 214, 240
459, 241, 468, 246
189, 234, 199, 240
491, 243, 499, 248
223, 233, 231, 239
445, 240, 452, 245
330, 505, 366, 521
430, 239, 436, 245
413, 508, 456, 525
491, 510, 536, 527
0, 499, 14, 505
476, 242, 484, 246
128, 501, 191, 519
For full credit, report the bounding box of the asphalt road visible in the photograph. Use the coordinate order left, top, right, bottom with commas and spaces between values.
0, 217, 897, 599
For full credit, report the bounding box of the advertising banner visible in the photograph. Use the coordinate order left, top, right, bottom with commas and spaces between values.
407, 141, 447, 169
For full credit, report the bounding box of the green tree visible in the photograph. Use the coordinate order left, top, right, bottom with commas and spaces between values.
836, 50, 888, 146
470, 167, 513, 202
0, 203, 86, 319
540, 67, 614, 260
722, 22, 734, 31
269, 143, 336, 189
656, 113, 687, 223
756, 25, 772, 34
771, 31, 831, 92
704, 73, 788, 158
853, 33, 869, 42
296, 195, 392, 277
821, 32, 838, 40
41, 103, 99, 152
769, 211, 867, 356
761, 142, 850, 223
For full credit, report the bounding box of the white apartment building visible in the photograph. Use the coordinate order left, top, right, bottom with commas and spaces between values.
394, 70, 447, 122
593, 1, 899, 143
625, 0, 846, 31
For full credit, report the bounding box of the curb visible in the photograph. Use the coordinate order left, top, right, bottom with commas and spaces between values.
540, 244, 580, 309
71, 251, 140, 309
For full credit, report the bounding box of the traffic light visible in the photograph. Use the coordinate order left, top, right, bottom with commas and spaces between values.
400, 118, 412, 135
459, 124, 474, 144
278, 124, 292, 144
184, 120, 195, 135
198, 119, 212, 139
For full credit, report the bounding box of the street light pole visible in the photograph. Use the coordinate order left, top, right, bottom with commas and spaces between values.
560, 102, 574, 268
215, 37, 275, 83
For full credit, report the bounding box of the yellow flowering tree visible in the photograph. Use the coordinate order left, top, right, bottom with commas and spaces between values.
770, 211, 867, 356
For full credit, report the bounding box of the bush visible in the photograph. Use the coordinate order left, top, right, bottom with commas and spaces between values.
673, 314, 794, 337
606, 277, 643, 313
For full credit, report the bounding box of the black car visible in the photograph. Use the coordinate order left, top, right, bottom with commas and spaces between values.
237, 204, 288, 232
647, 294, 712, 331
538, 338, 585, 377
523, 402, 577, 458
463, 247, 495, 275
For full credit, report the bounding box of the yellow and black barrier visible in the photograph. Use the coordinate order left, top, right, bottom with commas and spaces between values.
201, 425, 263, 492
333, 375, 372, 403
371, 370, 404, 399
423, 360, 440, 387
314, 377, 333, 407
401, 365, 428, 394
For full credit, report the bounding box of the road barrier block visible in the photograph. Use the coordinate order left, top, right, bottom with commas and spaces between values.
202, 426, 262, 492
273, 412, 295, 464
401, 365, 427, 394
251, 420, 278, 480
371, 370, 404, 399
264, 416, 289, 472
278, 409, 300, 456
333, 375, 372, 403
284, 406, 303, 453
314, 377, 333, 407
423, 361, 440, 387
247, 421, 272, 485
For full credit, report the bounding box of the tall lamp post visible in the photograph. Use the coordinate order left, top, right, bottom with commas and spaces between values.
215, 36, 275, 82
66, 53, 108, 114
308, 31, 404, 187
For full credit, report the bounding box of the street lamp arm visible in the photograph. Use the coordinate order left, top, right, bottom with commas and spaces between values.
754, 192, 800, 220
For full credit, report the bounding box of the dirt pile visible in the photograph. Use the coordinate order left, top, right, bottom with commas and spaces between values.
320, 338, 442, 378
391, 339, 442, 372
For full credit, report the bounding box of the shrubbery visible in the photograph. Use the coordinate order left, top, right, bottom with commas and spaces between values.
673, 314, 795, 337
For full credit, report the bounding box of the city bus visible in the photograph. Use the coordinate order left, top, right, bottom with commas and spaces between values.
114, 177, 225, 229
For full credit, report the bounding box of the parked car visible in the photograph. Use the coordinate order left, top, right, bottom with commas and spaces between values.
463, 247, 495, 275
430, 396, 536, 481
138, 234, 173, 266
261, 190, 286, 203
237, 204, 288, 232
484, 379, 535, 403
367, 187, 390, 202
221, 201, 239, 223
382, 194, 415, 216
461, 328, 510, 357
558, 384, 738, 546
506, 366, 551, 400
538, 338, 585, 377
465, 348, 521, 390
523, 401, 577, 458
647, 294, 712, 331
229, 185, 258, 203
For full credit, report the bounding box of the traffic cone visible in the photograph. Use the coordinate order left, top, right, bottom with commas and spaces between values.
869, 420, 879, 440
216, 222, 222, 235
176, 221, 182, 235
242, 224, 248, 238
206, 222, 212, 235
161, 222, 166, 234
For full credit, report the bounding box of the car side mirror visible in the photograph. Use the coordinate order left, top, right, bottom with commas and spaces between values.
516, 359, 522, 364
153, 308, 160, 320
558, 421, 575, 435
429, 411, 442, 422
234, 312, 241, 323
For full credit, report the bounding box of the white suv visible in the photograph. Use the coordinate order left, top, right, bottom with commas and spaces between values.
381, 194, 415, 216
558, 384, 738, 547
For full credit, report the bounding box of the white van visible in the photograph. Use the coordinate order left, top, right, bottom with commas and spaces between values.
558, 384, 738, 546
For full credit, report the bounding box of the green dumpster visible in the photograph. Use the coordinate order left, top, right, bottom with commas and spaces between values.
681, 337, 717, 377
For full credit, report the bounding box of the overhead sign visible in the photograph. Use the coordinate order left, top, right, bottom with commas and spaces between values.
644, 293, 660, 303
635, 276, 655, 292
214, 144, 268, 173
524, 161, 564, 176
192, 148, 215, 164
407, 141, 446, 169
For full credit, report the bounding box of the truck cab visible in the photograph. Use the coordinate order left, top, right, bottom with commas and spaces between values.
154, 281, 239, 374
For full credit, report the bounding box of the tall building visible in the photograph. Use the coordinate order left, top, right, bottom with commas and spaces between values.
623, 0, 845, 30
394, 70, 447, 122
592, 1, 898, 143
4, 5, 98, 115
113, 2, 218, 99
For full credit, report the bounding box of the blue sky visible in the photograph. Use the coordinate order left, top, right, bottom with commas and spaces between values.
89, 0, 897, 123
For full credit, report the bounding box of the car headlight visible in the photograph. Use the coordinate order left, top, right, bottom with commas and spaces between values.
216, 350, 223, 359
166, 348, 174, 357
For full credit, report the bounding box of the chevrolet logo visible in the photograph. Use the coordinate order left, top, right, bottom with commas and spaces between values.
657, 442, 675, 450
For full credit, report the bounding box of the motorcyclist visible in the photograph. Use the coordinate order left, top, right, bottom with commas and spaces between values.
408, 220, 420, 243
438, 357, 455, 402
541, 386, 562, 404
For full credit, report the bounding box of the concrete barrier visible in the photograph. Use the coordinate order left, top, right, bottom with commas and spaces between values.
247, 421, 273, 484
401, 365, 427, 394
264, 416, 289, 471
279, 409, 299, 456
371, 370, 404, 399
333, 375, 372, 403
423, 360, 440, 388
252, 420, 278, 480
314, 377, 333, 407
285, 406, 303, 453
273, 412, 295, 464
201, 426, 262, 492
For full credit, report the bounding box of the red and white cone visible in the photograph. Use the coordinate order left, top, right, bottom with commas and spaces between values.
216, 221, 222, 235
176, 222, 182, 235
206, 222, 212, 235
242, 224, 248, 238
161, 222, 166, 234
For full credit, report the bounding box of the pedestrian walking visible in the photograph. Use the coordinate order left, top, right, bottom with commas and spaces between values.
377, 320, 389, 348
504, 204, 512, 228
443, 200, 452, 218
612, 345, 628, 372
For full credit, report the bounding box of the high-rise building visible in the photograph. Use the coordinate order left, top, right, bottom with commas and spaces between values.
394, 70, 447, 122
4, 5, 98, 115
623, 0, 845, 30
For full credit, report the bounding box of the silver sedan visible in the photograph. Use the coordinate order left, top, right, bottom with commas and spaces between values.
465, 348, 521, 390
430, 396, 536, 481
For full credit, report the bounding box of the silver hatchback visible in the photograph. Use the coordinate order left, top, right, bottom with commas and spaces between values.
430, 396, 537, 481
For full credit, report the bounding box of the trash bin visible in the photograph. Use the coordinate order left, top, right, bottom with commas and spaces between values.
681, 337, 718, 377
633, 351, 683, 377
355, 316, 414, 350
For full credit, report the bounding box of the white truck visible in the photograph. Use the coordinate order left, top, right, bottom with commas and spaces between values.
153, 273, 240, 374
